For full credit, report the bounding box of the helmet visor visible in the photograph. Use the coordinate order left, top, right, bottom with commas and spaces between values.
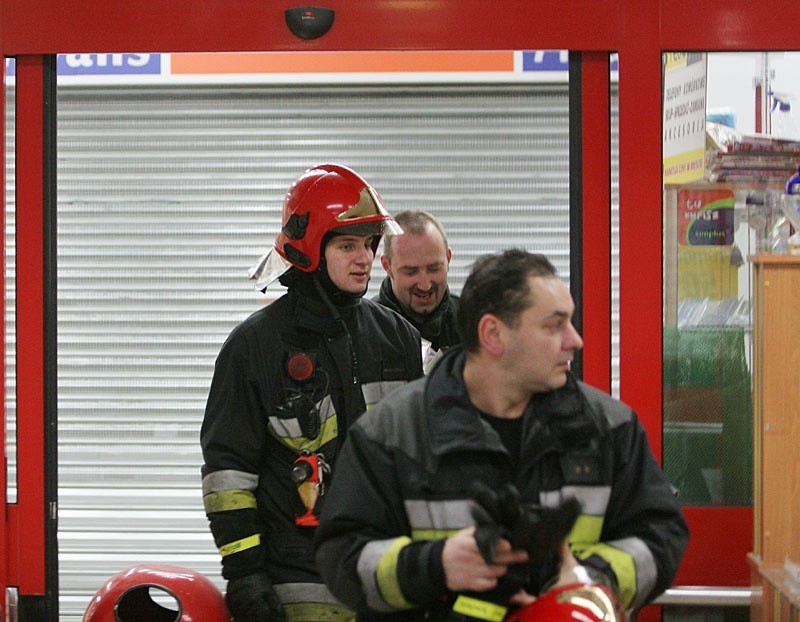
333, 218, 403, 237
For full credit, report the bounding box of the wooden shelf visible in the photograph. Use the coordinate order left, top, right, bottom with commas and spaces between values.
750, 256, 800, 621
749, 554, 800, 621
751, 255, 800, 564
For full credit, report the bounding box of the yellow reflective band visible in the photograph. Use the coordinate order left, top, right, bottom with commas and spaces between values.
410, 528, 459, 541
203, 489, 257, 514
570, 513, 604, 543
574, 543, 637, 607
220, 533, 260, 557
283, 602, 356, 621
376, 537, 413, 609
272, 414, 339, 453
452, 595, 507, 622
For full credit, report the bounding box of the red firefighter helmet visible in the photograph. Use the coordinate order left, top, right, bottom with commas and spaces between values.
249, 163, 403, 290
504, 583, 626, 622
82, 564, 231, 622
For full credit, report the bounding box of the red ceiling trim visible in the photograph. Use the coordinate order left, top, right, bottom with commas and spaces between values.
1, 0, 621, 55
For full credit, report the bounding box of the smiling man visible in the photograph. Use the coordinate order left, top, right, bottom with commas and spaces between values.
375, 210, 460, 372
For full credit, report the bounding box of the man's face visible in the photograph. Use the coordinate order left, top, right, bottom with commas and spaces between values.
324, 234, 375, 294
501, 275, 584, 393
381, 224, 451, 321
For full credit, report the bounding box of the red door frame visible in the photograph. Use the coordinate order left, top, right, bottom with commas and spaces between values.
2, 0, 797, 618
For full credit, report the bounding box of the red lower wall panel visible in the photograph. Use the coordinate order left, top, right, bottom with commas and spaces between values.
676, 507, 753, 586
636, 507, 752, 621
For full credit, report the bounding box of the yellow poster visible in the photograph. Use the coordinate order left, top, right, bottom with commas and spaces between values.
663, 52, 708, 185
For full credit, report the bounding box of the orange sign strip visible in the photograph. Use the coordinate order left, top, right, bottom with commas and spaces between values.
171, 50, 515, 74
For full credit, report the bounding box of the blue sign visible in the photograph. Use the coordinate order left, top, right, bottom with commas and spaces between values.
522, 50, 619, 73
523, 50, 569, 72
57, 54, 161, 75
5, 54, 161, 77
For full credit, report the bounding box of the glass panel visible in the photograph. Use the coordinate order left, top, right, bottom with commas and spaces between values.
662, 52, 800, 507
662, 52, 755, 507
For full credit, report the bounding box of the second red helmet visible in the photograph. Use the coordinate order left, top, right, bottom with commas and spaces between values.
504, 582, 626, 622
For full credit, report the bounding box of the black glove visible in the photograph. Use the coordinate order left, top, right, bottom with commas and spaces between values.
467, 482, 531, 603
469, 482, 582, 588
226, 572, 286, 622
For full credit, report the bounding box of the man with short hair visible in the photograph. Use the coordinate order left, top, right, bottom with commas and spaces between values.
315, 248, 689, 621
375, 210, 460, 372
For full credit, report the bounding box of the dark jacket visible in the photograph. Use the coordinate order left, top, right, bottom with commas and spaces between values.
201, 276, 423, 614
315, 348, 689, 620
374, 276, 460, 352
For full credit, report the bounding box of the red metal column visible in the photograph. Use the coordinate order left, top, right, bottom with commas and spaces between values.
618, 0, 663, 456
0, 54, 8, 622
10, 54, 47, 599
580, 52, 612, 392
618, 5, 664, 620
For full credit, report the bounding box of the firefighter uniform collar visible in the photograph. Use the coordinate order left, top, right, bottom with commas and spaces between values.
285, 271, 362, 331
424, 349, 606, 458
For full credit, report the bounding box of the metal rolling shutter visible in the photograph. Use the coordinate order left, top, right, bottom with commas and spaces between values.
6, 80, 619, 619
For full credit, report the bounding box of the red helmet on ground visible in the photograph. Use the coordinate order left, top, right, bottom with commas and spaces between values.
82, 564, 231, 622
504, 583, 626, 622
249, 163, 403, 290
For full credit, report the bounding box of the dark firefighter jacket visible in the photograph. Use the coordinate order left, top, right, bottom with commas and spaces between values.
201, 279, 423, 619
314, 347, 689, 621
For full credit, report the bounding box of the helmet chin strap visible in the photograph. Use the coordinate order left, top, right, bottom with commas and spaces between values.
313, 275, 360, 385
314, 252, 367, 306
312, 274, 344, 323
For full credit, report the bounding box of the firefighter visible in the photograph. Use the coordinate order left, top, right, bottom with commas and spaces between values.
314, 249, 688, 621
201, 163, 424, 621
